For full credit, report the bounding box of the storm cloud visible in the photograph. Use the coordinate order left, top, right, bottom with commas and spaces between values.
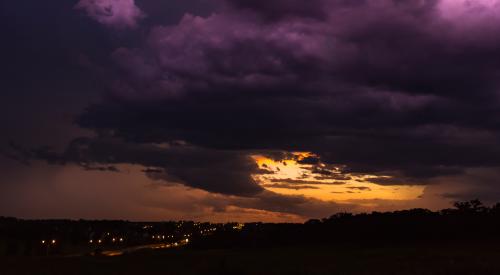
30, 137, 264, 196
68, 0, 500, 188
5, 0, 500, 220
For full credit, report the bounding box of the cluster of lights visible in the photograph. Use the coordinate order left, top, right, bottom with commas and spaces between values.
89, 237, 124, 244
152, 234, 176, 240
200, 228, 217, 235
40, 222, 218, 256
42, 222, 220, 252
233, 223, 245, 230
41, 239, 57, 245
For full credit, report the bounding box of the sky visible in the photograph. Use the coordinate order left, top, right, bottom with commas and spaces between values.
2, 0, 500, 222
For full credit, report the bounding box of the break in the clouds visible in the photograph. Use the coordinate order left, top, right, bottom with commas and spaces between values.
75, 0, 145, 29
4, 0, 500, 221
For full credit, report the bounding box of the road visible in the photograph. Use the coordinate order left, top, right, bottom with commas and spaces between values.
99, 239, 189, 257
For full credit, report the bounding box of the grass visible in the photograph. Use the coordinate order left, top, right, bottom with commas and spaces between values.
2, 241, 500, 275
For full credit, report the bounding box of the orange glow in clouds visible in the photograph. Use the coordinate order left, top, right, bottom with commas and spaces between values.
252, 153, 424, 204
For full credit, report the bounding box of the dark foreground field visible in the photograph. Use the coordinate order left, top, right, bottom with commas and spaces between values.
2, 242, 500, 275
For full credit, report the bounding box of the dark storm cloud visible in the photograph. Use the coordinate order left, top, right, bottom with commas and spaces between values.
23, 0, 500, 198
347, 186, 372, 191
29, 137, 263, 196
429, 168, 500, 205
261, 183, 320, 190
269, 178, 345, 186
184, 189, 354, 218
74, 0, 217, 30
231, 191, 352, 218
223, 0, 329, 20
296, 156, 321, 165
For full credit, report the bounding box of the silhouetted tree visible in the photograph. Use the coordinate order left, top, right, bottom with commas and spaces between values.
453, 199, 487, 214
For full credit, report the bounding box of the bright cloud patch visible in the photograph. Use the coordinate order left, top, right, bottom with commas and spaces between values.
76, 0, 145, 30
252, 154, 425, 204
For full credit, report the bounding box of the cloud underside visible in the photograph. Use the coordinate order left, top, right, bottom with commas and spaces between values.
26, 0, 500, 214
75, 0, 145, 29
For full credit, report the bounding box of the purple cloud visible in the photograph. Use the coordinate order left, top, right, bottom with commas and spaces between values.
28, 0, 500, 202
103, 0, 500, 101
75, 0, 145, 30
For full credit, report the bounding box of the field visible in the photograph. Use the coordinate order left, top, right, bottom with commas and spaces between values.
2, 241, 500, 275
